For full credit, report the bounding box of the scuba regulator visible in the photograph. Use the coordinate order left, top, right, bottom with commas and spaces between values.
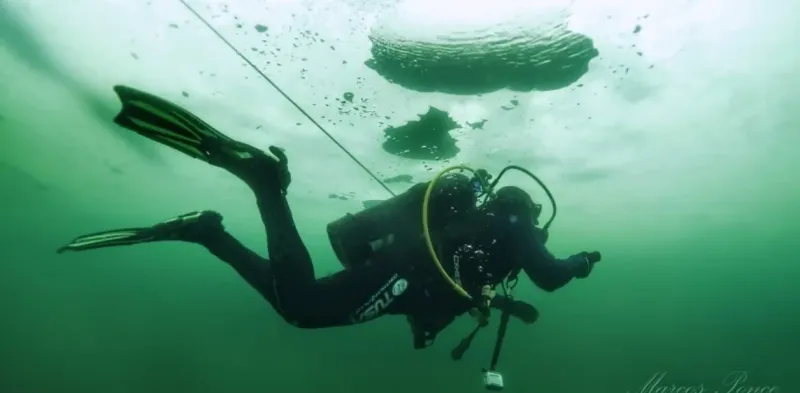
422, 165, 557, 391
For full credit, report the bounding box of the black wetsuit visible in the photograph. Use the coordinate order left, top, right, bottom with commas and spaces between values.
198, 173, 591, 340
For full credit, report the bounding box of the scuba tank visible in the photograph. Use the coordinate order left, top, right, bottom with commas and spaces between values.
326, 183, 428, 269
327, 171, 490, 270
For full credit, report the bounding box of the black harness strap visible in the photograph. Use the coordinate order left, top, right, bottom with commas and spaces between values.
451, 324, 482, 360
488, 301, 513, 371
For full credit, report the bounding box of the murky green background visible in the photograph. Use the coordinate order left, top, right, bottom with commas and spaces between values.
1, 0, 798, 392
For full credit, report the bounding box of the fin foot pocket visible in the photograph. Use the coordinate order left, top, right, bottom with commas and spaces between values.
57, 210, 224, 254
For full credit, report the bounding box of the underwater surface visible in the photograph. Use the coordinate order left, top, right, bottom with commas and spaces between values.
1, 0, 798, 392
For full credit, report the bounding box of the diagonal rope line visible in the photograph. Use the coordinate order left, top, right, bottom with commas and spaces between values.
178, 0, 396, 196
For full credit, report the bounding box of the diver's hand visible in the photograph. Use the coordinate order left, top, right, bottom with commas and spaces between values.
490, 296, 538, 324
574, 251, 602, 278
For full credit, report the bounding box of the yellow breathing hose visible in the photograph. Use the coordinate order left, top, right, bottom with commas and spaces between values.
422, 165, 486, 300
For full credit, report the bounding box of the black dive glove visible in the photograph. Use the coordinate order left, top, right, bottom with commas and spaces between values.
490, 296, 539, 324
508, 299, 539, 324
574, 251, 602, 278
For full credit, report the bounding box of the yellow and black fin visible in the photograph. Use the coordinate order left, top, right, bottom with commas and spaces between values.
112, 85, 234, 162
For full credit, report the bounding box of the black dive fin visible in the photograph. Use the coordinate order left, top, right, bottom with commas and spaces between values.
111, 85, 235, 162
57, 210, 222, 254
57, 226, 156, 254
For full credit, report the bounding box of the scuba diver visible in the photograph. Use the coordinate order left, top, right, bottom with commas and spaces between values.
57, 86, 602, 389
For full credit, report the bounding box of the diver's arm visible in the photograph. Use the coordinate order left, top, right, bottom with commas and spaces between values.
518, 229, 598, 292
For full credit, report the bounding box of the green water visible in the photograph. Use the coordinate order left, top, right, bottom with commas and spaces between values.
1, 1, 798, 392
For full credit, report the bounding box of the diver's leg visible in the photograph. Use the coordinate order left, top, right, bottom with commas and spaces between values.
207, 229, 416, 327
264, 255, 415, 328
244, 167, 316, 315
56, 208, 415, 326
109, 86, 389, 324
109, 84, 306, 284
224, 152, 420, 326
198, 230, 282, 306
174, 207, 414, 327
